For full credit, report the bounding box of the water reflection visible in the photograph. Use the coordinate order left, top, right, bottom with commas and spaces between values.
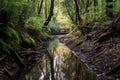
25, 39, 98, 80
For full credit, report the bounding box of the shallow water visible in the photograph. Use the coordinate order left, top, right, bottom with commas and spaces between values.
25, 39, 98, 80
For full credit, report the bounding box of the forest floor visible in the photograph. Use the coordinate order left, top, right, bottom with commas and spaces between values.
58, 16, 120, 80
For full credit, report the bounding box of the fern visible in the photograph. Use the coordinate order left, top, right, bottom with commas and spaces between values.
25, 16, 44, 30
21, 32, 36, 46
48, 21, 60, 32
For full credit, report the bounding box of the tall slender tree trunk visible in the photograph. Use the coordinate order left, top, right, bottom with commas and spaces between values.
64, 2, 74, 24
93, 0, 98, 21
43, 0, 54, 28
38, 0, 44, 14
45, 0, 48, 19
74, 0, 82, 24
106, 0, 113, 18
0, 10, 9, 26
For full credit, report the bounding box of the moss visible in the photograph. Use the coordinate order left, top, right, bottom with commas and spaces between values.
25, 16, 44, 30
0, 27, 21, 49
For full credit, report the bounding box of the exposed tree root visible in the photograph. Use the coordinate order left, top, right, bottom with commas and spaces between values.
0, 55, 7, 62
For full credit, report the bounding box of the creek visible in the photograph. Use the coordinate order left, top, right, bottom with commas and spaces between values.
25, 38, 98, 80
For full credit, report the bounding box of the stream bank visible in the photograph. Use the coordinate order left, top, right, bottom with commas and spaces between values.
57, 13, 120, 80
58, 31, 120, 80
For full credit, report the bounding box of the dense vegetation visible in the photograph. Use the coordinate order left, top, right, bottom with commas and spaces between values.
0, 0, 120, 80
0, 0, 56, 79
62, 0, 120, 24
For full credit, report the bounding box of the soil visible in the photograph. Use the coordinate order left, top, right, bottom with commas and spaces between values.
58, 13, 120, 80
58, 32, 120, 80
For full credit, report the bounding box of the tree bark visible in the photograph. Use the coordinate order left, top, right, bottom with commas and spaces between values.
45, 0, 48, 19
106, 0, 113, 18
74, 0, 82, 24
38, 0, 44, 14
43, 0, 54, 27
93, 0, 98, 20
64, 1, 74, 24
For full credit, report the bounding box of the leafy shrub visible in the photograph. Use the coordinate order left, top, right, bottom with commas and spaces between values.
25, 16, 44, 30
48, 21, 60, 31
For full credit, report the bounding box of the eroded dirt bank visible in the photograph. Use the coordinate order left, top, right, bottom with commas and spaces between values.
58, 15, 120, 80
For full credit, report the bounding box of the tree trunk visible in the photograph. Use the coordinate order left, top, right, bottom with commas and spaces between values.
64, 2, 74, 24
0, 10, 9, 26
93, 0, 98, 21
45, 0, 48, 19
106, 0, 113, 18
38, 0, 44, 14
43, 0, 54, 28
74, 0, 82, 24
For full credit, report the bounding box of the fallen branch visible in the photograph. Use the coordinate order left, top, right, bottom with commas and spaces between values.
4, 67, 15, 80
10, 49, 25, 68
0, 55, 7, 61
75, 41, 83, 47
19, 50, 46, 56
113, 12, 120, 24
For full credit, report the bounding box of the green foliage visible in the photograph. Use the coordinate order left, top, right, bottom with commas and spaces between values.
48, 21, 60, 31
25, 16, 44, 30
0, 27, 21, 44
62, 0, 120, 24
0, 38, 12, 54
113, 0, 120, 13
0, 0, 40, 49
21, 32, 36, 47
0, 27, 21, 51
0, 0, 51, 50
48, 39, 59, 54
26, 37, 36, 46
0, 0, 28, 25
40, 31, 51, 40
